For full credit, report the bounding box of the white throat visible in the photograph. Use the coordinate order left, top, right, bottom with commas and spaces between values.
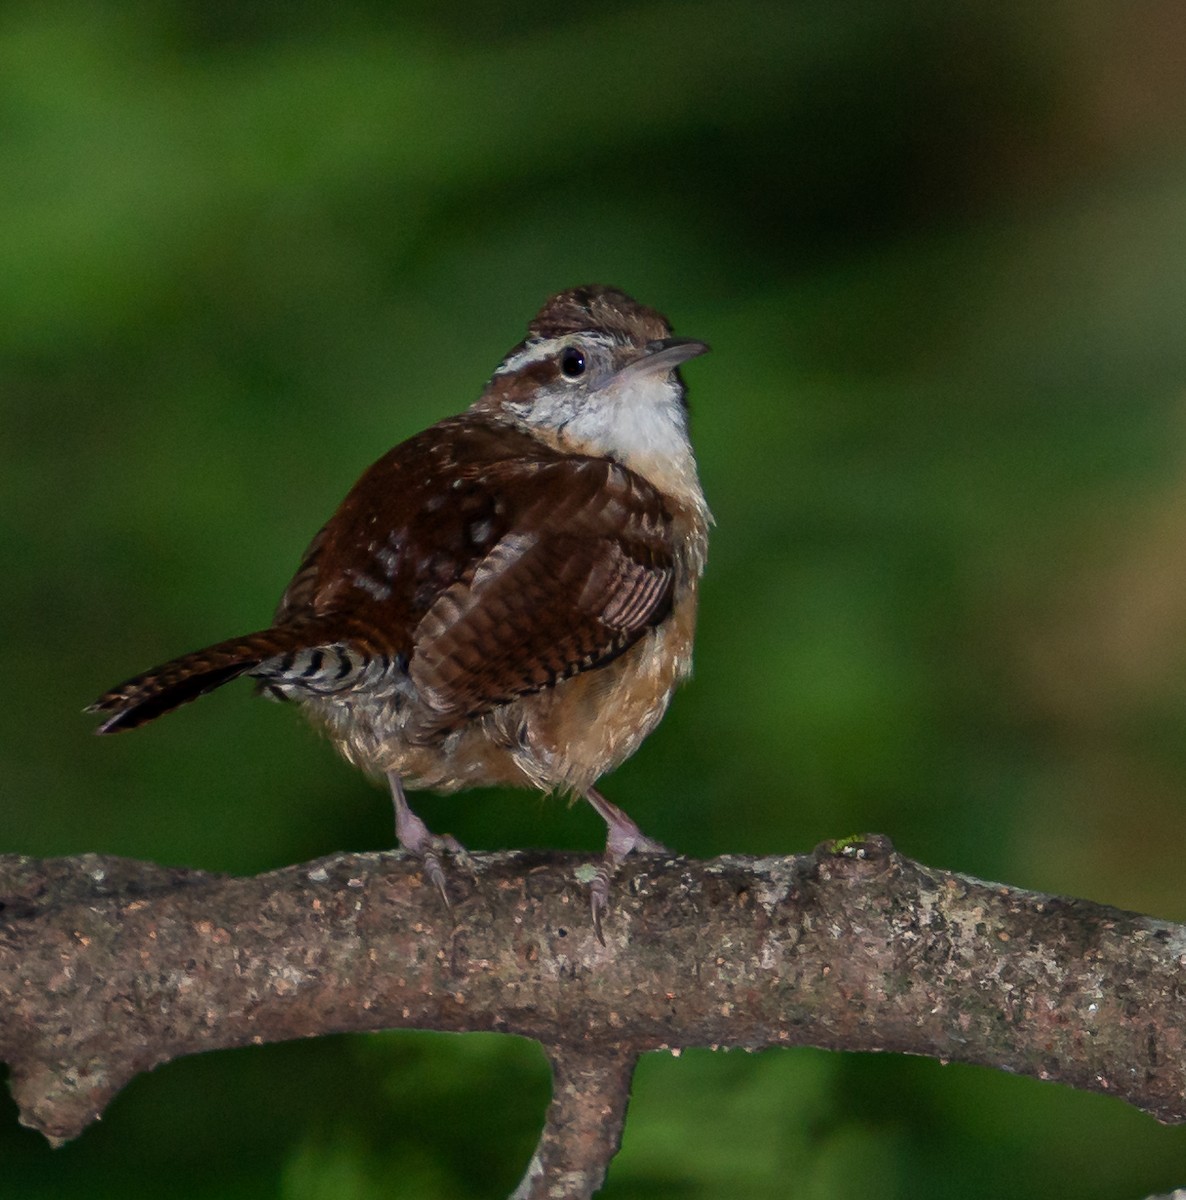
577, 373, 691, 466
529, 372, 704, 511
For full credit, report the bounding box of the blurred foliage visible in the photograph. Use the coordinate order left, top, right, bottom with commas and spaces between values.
4, 0, 1186, 1195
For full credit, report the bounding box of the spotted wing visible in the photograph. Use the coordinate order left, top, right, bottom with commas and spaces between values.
271, 417, 548, 657
408, 455, 674, 731
269, 417, 673, 720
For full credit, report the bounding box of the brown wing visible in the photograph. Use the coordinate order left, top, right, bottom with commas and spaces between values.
409, 455, 674, 730
273, 523, 330, 624
270, 416, 674, 717
272, 417, 543, 655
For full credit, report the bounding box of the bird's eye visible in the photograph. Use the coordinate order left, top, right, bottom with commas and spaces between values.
559, 347, 586, 379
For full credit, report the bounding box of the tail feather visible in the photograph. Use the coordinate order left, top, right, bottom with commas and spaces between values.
88, 628, 314, 734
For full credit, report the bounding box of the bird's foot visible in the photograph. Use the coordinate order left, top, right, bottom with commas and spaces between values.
389, 772, 466, 910
413, 832, 467, 911
584, 787, 670, 945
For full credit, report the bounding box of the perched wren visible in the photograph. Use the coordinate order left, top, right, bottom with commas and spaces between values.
90, 285, 710, 935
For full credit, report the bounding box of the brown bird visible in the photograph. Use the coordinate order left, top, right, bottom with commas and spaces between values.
89, 285, 710, 936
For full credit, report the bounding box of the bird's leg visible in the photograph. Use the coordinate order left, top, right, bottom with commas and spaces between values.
583, 786, 670, 943
388, 771, 464, 909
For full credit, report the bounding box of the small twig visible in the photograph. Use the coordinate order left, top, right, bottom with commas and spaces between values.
511, 1048, 637, 1200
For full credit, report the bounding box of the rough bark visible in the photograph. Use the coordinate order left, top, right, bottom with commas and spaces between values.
3, 836, 1185, 1197
510, 1049, 636, 1200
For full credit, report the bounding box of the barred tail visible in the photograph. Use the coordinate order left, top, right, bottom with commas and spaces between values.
87, 628, 315, 734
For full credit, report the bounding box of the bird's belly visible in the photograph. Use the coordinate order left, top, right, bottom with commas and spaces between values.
296, 590, 697, 796
508, 610, 695, 794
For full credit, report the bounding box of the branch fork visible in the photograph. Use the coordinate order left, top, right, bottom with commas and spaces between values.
3, 837, 1185, 1198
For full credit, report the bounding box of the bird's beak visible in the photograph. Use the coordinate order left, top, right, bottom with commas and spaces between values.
613, 337, 710, 383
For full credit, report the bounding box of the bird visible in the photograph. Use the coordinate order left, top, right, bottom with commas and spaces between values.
89, 284, 710, 938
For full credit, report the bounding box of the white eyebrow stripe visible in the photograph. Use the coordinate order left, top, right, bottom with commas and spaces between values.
493, 339, 554, 375
492, 332, 617, 376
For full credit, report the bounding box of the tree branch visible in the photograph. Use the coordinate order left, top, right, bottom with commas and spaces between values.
3, 837, 1185, 1195
510, 1048, 635, 1200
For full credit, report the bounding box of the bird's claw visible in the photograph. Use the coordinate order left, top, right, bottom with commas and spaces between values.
590, 861, 613, 946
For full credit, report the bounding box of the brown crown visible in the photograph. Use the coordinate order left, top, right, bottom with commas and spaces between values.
526, 285, 673, 344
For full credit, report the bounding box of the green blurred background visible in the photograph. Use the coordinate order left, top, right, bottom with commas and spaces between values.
4, 1, 1186, 1196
